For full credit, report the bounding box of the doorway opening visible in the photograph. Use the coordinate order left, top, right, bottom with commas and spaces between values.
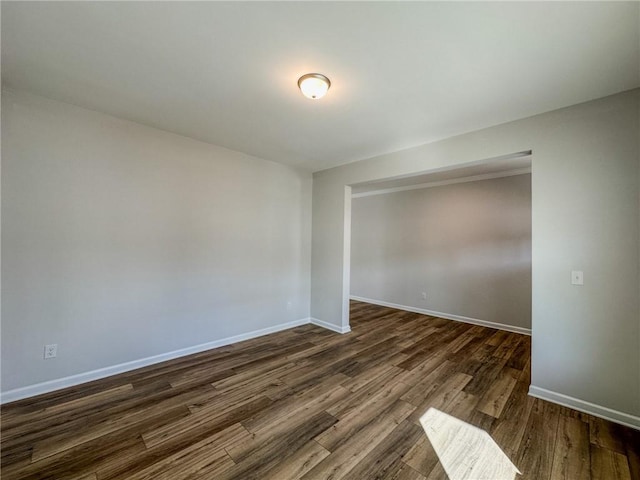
342, 151, 532, 333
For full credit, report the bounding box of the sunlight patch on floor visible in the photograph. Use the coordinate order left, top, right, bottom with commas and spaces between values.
419, 408, 521, 480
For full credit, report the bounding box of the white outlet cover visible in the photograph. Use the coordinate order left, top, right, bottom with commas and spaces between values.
44, 343, 58, 359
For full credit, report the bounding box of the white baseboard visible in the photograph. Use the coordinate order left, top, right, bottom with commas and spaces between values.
1, 317, 314, 404
311, 317, 351, 334
350, 296, 531, 336
529, 385, 640, 430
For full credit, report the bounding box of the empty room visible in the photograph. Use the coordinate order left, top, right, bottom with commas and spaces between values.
1, 2, 638, 480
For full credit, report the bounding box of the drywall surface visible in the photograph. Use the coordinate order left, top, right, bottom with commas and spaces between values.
311, 89, 639, 419
1, 89, 312, 393
351, 174, 532, 330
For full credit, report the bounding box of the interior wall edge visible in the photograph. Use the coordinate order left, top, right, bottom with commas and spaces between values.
528, 385, 640, 431
349, 296, 532, 336
310, 317, 352, 335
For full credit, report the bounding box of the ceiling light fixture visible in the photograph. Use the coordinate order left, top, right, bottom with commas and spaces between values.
297, 73, 331, 100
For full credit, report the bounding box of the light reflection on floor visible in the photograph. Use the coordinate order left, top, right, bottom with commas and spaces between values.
419, 408, 521, 480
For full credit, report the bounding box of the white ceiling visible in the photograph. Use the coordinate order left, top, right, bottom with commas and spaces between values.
2, 2, 638, 172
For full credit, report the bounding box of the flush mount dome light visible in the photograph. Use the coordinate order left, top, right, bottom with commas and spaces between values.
297, 73, 331, 99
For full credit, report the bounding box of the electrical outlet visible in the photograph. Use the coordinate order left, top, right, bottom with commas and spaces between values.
44, 344, 57, 359
421, 292, 427, 300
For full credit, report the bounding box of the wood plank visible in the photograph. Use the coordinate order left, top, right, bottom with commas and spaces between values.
398, 352, 446, 387
550, 415, 590, 480
623, 427, 640, 480
329, 367, 408, 419
96, 421, 249, 480
315, 378, 412, 451
492, 333, 522, 360
424, 461, 448, 480
300, 400, 416, 480
72, 474, 98, 480
2, 379, 191, 461
406, 372, 473, 426
402, 435, 441, 477
126, 428, 241, 480
141, 395, 272, 449
31, 402, 193, 462
381, 462, 426, 480
3, 408, 185, 480
590, 445, 632, 480
261, 440, 330, 480
476, 366, 519, 418
506, 335, 530, 371
344, 421, 424, 479
226, 410, 336, 463
485, 330, 509, 346
516, 398, 561, 480
460, 354, 507, 397
240, 373, 348, 433
401, 360, 457, 406
490, 378, 535, 458
589, 415, 627, 454
219, 412, 338, 480
244, 383, 349, 436
441, 389, 479, 419
339, 362, 399, 391
44, 384, 134, 414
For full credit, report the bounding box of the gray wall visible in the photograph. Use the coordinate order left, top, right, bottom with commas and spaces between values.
311, 89, 639, 422
1, 89, 312, 393
351, 174, 532, 331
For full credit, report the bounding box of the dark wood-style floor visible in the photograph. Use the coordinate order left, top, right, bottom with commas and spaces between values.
1, 301, 638, 480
